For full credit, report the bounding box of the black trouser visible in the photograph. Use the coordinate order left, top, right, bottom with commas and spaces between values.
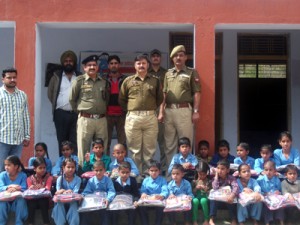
54, 108, 78, 155
138, 206, 164, 225
27, 198, 50, 224
110, 209, 136, 225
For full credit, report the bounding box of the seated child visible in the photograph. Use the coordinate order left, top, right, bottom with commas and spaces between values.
167, 164, 193, 225
83, 138, 111, 172
281, 164, 300, 225
109, 143, 139, 178
257, 161, 284, 225
237, 163, 262, 225
192, 161, 211, 225
51, 141, 79, 176
196, 140, 212, 163
28, 142, 52, 173
51, 158, 81, 225
0, 156, 28, 225
209, 159, 238, 225
234, 143, 255, 169
26, 157, 53, 225
254, 144, 274, 175
210, 139, 235, 167
111, 161, 140, 225
81, 161, 116, 225
168, 137, 198, 181
274, 131, 300, 168
139, 160, 169, 225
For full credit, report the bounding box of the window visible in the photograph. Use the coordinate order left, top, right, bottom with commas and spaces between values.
239, 62, 287, 78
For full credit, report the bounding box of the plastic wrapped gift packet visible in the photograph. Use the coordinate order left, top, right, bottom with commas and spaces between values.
0, 191, 23, 201
23, 188, 52, 199
108, 194, 135, 210
53, 193, 82, 203
78, 192, 107, 212
208, 186, 237, 203
164, 194, 192, 212
136, 194, 165, 207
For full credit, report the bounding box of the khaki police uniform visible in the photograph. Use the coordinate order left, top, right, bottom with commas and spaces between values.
119, 73, 163, 174
148, 66, 167, 172
163, 65, 201, 170
69, 73, 108, 166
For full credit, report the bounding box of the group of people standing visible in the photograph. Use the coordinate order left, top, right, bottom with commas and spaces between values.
46, 45, 201, 177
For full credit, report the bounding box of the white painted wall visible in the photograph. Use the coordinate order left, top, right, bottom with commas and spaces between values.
35, 23, 194, 163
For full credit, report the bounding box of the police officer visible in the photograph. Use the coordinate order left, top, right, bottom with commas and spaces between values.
148, 49, 167, 174
69, 55, 108, 166
158, 45, 201, 173
119, 54, 163, 175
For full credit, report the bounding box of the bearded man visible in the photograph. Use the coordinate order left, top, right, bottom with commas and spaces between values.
48, 50, 81, 155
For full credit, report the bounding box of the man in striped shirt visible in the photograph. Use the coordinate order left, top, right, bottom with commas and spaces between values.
0, 67, 30, 170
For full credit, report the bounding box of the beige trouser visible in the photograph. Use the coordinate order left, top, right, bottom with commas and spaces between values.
164, 107, 194, 172
125, 111, 158, 174
77, 116, 108, 166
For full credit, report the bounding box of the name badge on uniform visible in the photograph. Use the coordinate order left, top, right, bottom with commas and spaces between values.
179, 74, 190, 78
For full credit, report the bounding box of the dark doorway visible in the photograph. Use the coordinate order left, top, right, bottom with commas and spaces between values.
238, 34, 288, 157
239, 72, 287, 157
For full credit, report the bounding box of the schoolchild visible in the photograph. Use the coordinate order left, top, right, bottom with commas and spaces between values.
209, 159, 238, 225
192, 161, 211, 225
51, 158, 81, 225
196, 140, 212, 163
257, 161, 284, 225
139, 160, 169, 225
83, 138, 111, 172
81, 161, 116, 225
236, 163, 262, 225
111, 161, 140, 225
28, 142, 52, 173
281, 164, 300, 225
109, 143, 139, 177
51, 141, 79, 176
26, 157, 53, 225
168, 137, 198, 181
0, 155, 28, 225
254, 144, 274, 175
167, 164, 193, 225
273, 131, 300, 167
234, 143, 255, 169
210, 139, 235, 167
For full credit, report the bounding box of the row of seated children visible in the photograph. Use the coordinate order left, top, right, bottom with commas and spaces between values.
196, 131, 299, 176
3, 153, 300, 225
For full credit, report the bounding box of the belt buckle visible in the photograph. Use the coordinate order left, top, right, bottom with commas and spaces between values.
92, 114, 100, 119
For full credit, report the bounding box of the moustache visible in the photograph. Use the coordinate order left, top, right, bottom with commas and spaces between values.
139, 67, 145, 70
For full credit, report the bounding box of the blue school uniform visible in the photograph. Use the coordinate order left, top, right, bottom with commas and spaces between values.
253, 158, 274, 174
109, 157, 140, 176
210, 153, 235, 167
81, 176, 116, 225
51, 174, 81, 225
274, 147, 300, 167
140, 175, 169, 225
234, 156, 255, 169
0, 171, 28, 225
168, 153, 198, 174
28, 156, 52, 173
167, 179, 194, 224
82, 175, 116, 202
237, 178, 262, 223
257, 174, 284, 223
51, 155, 79, 175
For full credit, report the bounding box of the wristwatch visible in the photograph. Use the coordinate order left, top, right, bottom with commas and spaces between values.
193, 109, 199, 113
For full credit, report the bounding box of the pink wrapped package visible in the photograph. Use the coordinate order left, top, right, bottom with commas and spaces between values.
0, 191, 23, 201
164, 194, 192, 212
53, 193, 83, 203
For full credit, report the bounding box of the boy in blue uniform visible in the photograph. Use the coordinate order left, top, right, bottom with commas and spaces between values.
139, 160, 169, 225
109, 144, 139, 178
111, 161, 140, 225
168, 137, 198, 181
81, 161, 116, 225
210, 139, 235, 167
234, 143, 255, 169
